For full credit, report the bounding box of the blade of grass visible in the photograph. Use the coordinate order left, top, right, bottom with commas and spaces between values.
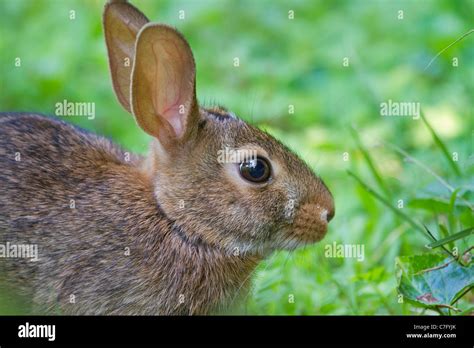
423, 225, 458, 258
384, 141, 473, 211
426, 227, 474, 249
449, 188, 461, 213
438, 224, 449, 239
385, 141, 454, 190
420, 110, 461, 176
348, 171, 458, 259
350, 126, 390, 197
347, 170, 431, 241
457, 306, 474, 316
423, 29, 474, 71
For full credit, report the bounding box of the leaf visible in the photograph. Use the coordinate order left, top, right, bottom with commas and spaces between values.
426, 227, 474, 249
396, 254, 474, 309
409, 198, 471, 212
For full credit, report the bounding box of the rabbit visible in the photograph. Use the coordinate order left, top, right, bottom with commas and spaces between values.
0, 0, 335, 315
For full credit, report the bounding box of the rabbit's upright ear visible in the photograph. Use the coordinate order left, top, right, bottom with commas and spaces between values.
131, 24, 199, 147
103, 0, 149, 113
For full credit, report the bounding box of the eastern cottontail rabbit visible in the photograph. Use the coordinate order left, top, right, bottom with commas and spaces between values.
0, 0, 334, 315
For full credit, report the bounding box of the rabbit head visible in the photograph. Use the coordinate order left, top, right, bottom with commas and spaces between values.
104, 1, 335, 256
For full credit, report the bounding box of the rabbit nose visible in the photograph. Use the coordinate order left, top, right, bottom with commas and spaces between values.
318, 180, 335, 223
327, 205, 335, 222
318, 203, 335, 224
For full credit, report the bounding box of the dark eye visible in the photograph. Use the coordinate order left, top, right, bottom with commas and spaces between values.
239, 157, 271, 183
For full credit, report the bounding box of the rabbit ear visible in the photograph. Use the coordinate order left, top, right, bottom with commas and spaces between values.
103, 0, 149, 113
131, 24, 199, 145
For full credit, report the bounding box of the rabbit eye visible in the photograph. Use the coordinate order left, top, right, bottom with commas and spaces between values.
239, 157, 271, 183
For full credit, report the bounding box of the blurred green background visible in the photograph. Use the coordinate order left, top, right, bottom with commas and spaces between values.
0, 0, 472, 315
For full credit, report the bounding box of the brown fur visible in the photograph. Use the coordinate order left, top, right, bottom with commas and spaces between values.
0, 109, 333, 315
0, 113, 261, 314
0, 0, 334, 315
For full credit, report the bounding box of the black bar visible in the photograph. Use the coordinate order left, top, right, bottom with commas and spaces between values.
0, 315, 471, 346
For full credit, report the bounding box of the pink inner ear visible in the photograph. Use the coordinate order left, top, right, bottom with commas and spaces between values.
161, 104, 184, 137
131, 24, 196, 142
151, 40, 194, 139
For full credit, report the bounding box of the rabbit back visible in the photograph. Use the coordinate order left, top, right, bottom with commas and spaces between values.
0, 113, 155, 313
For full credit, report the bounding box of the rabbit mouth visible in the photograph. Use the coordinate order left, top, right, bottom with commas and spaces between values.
231, 204, 332, 254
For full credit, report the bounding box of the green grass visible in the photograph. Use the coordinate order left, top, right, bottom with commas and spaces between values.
0, 0, 472, 315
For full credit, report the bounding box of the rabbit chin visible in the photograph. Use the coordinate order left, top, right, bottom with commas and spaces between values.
222, 231, 326, 257
272, 233, 328, 252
